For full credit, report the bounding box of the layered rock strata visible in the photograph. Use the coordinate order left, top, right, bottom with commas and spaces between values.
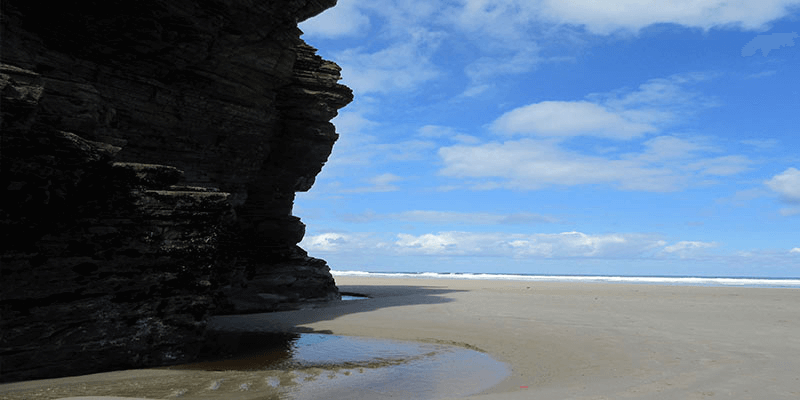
0, 0, 352, 382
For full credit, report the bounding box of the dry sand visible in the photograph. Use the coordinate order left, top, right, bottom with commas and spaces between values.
3, 276, 799, 399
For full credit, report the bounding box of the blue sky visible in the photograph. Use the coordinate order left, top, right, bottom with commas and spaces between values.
295, 0, 800, 277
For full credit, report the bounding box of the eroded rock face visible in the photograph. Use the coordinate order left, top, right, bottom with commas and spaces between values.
1, 0, 352, 382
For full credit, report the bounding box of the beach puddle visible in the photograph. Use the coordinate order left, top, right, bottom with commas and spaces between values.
340, 293, 369, 301
0, 332, 509, 400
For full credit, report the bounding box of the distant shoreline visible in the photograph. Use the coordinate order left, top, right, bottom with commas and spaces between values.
332, 270, 800, 288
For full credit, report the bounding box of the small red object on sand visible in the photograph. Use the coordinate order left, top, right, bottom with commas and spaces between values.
520, 386, 529, 388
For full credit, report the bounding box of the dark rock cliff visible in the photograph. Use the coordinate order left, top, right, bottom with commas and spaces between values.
0, 0, 352, 382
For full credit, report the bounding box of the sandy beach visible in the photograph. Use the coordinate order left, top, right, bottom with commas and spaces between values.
3, 276, 800, 399
214, 276, 800, 399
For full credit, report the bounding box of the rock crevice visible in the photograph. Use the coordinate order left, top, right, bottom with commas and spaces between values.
1, 0, 352, 382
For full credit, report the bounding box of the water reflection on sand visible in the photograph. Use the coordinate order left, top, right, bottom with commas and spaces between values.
0, 332, 509, 400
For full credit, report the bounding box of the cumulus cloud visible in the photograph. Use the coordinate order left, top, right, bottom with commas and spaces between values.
396, 233, 461, 254
303, 232, 351, 252
393, 231, 668, 258
491, 101, 657, 139
300, 232, 389, 254
765, 168, 800, 215
303, 230, 724, 261
791, 247, 800, 254
439, 73, 750, 192
491, 73, 715, 140
765, 167, 800, 203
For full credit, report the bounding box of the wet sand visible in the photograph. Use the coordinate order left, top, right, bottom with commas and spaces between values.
3, 276, 800, 399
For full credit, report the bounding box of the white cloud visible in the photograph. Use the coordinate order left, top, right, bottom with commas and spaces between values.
359, 0, 442, 37
336, 41, 441, 95
597, 73, 717, 115
305, 1, 800, 97
492, 74, 716, 141
464, 47, 543, 82
304, 230, 719, 260
460, 84, 493, 97
765, 168, 800, 215
301, 232, 387, 254
343, 173, 405, 193
439, 72, 751, 192
661, 241, 718, 259
300, 0, 371, 38
393, 231, 666, 258
399, 210, 558, 224
445, 0, 540, 42
303, 232, 351, 252
765, 167, 800, 203
540, 0, 800, 34
439, 134, 754, 192
635, 135, 714, 162
370, 173, 403, 186
302, 230, 800, 270
440, 138, 682, 191
396, 232, 461, 254
317, 109, 437, 181
445, 0, 798, 39
685, 155, 753, 176
332, 111, 380, 135
491, 101, 657, 139
341, 210, 558, 225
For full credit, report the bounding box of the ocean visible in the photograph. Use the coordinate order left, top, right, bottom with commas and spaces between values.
331, 270, 800, 288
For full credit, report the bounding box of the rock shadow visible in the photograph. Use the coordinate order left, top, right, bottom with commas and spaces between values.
208, 282, 464, 333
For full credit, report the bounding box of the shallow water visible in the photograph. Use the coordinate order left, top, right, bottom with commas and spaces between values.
340, 295, 369, 301
0, 332, 509, 400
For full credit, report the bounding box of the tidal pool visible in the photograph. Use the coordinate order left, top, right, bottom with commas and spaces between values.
340, 294, 369, 301
0, 332, 509, 400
